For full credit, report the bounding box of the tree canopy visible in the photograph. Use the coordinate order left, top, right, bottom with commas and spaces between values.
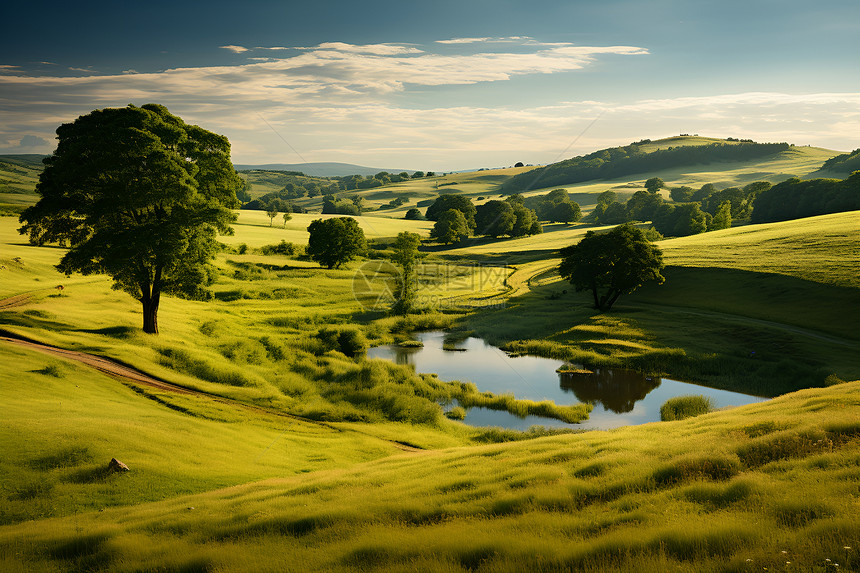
391, 231, 422, 314
644, 177, 664, 193
306, 217, 367, 269
18, 104, 241, 334
430, 209, 470, 244
424, 194, 476, 230
559, 224, 665, 312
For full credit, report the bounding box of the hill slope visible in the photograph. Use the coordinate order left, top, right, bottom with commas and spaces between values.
234, 162, 417, 177
500, 137, 839, 193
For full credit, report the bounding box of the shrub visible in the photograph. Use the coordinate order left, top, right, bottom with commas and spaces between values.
660, 395, 714, 421
445, 406, 467, 420
317, 326, 368, 357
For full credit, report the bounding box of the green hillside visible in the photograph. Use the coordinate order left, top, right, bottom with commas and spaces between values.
2, 150, 859, 571
0, 154, 44, 210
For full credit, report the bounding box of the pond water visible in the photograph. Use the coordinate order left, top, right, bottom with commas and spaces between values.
367, 331, 768, 431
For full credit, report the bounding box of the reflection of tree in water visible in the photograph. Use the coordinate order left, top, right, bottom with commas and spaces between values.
559, 368, 661, 413
392, 347, 421, 366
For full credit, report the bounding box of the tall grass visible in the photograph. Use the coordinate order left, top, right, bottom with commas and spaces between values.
660, 395, 714, 421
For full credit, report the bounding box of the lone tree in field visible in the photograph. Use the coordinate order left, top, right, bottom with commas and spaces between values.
390, 231, 422, 314
306, 217, 367, 268
559, 224, 665, 312
19, 104, 241, 334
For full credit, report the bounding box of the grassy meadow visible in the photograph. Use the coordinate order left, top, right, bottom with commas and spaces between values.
2, 374, 858, 572
2, 137, 859, 571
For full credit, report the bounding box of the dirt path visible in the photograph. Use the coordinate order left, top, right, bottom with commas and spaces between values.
0, 328, 424, 453
0, 293, 33, 311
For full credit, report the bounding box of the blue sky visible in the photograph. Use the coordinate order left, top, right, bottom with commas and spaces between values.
1, 0, 859, 170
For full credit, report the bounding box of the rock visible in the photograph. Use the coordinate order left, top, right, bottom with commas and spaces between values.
108, 458, 130, 472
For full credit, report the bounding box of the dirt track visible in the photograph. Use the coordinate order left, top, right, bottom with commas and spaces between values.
0, 326, 424, 453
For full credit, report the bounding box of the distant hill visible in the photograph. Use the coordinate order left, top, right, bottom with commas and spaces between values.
813, 148, 860, 176
233, 162, 417, 177
499, 137, 809, 193
0, 154, 45, 206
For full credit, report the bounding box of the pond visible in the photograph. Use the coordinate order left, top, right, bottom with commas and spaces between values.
367, 331, 768, 431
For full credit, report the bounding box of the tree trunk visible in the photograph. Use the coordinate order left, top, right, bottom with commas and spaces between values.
141, 294, 159, 334
140, 266, 162, 334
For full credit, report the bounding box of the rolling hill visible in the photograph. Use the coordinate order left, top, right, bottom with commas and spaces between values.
234, 162, 418, 177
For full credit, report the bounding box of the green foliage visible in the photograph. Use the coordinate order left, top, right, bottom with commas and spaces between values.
316, 325, 369, 357
819, 148, 860, 173
258, 239, 298, 256
644, 177, 664, 193
624, 190, 664, 222
523, 189, 582, 223
670, 186, 694, 202
709, 200, 732, 231
424, 194, 477, 230
751, 172, 860, 223
430, 209, 470, 244
403, 208, 424, 220
321, 195, 361, 215
559, 223, 665, 311
391, 231, 422, 315
445, 406, 467, 420
17, 104, 241, 334
306, 217, 367, 268
660, 395, 714, 421
652, 202, 711, 237
475, 200, 516, 237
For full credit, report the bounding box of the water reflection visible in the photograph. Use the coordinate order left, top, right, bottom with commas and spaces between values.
367, 331, 767, 430
560, 369, 662, 413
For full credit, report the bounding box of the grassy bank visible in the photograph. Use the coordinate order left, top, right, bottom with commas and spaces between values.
2, 378, 858, 571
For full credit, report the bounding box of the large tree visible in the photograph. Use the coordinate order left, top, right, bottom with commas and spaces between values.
306, 217, 367, 268
475, 200, 515, 237
559, 224, 665, 312
19, 104, 241, 334
424, 194, 476, 230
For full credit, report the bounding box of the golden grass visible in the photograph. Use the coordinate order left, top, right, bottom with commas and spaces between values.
1, 379, 857, 571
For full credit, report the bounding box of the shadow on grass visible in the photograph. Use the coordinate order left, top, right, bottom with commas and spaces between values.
466, 266, 851, 396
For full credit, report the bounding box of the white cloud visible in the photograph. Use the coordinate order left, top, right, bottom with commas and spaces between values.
436, 37, 492, 44
219, 45, 249, 53
436, 36, 536, 44
311, 42, 423, 55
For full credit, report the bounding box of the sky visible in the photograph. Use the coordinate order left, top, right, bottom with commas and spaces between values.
1, 0, 859, 171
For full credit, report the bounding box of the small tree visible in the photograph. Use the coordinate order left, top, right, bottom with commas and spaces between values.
709, 200, 732, 231
404, 208, 424, 220
551, 201, 582, 223
282, 210, 292, 228
306, 217, 367, 268
431, 209, 470, 245
266, 202, 279, 227
510, 203, 540, 237
559, 224, 665, 312
391, 231, 422, 314
645, 177, 665, 194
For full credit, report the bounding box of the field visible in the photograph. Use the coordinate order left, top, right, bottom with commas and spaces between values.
2, 138, 859, 571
